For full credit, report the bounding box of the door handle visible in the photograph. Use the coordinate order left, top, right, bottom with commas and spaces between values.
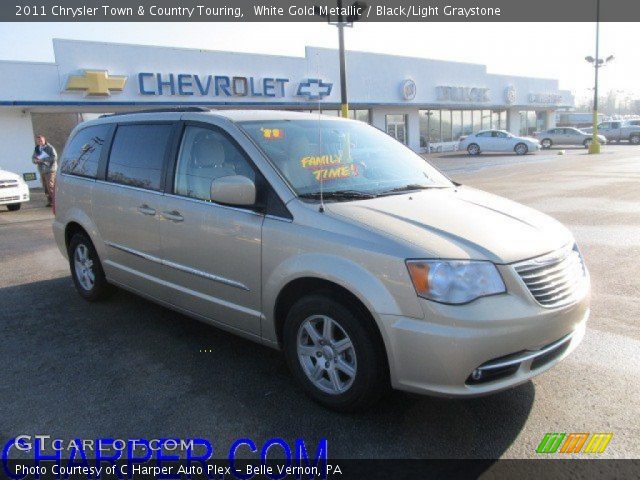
161, 210, 184, 222
137, 204, 156, 216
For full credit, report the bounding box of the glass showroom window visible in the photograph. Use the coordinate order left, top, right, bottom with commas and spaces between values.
320, 109, 340, 117
481, 110, 492, 130
452, 111, 463, 141
472, 110, 482, 132
419, 110, 441, 148
500, 111, 507, 130
462, 110, 473, 136
386, 114, 408, 144
518, 110, 540, 136
441, 110, 453, 142
348, 109, 371, 123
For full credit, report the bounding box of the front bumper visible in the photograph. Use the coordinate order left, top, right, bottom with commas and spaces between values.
0, 184, 29, 205
377, 266, 590, 397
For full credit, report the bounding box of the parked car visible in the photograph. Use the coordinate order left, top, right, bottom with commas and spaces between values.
459, 130, 541, 155
585, 121, 640, 144
536, 127, 606, 149
53, 109, 590, 411
0, 168, 30, 211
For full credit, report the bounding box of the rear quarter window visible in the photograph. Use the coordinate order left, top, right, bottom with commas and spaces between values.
107, 124, 173, 191
60, 125, 110, 178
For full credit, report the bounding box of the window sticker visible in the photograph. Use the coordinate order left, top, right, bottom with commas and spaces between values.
261, 127, 284, 140
299, 154, 358, 181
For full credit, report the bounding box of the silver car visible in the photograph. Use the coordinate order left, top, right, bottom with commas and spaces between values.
53, 109, 590, 411
537, 127, 606, 149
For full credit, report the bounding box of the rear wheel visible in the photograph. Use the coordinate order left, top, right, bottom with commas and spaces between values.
283, 294, 389, 412
541, 138, 552, 149
514, 143, 528, 155
68, 232, 113, 301
7, 203, 21, 211
630, 134, 640, 145
583, 139, 592, 148
467, 143, 480, 156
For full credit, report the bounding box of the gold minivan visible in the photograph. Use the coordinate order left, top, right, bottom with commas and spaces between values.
53, 109, 590, 411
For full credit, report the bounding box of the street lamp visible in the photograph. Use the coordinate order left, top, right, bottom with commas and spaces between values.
586, 0, 614, 154
314, 1, 367, 118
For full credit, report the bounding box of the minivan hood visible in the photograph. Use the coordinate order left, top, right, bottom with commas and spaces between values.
326, 186, 573, 264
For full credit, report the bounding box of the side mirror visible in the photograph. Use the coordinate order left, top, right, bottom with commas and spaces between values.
210, 175, 256, 207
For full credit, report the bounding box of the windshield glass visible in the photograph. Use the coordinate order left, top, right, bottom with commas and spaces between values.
238, 119, 452, 197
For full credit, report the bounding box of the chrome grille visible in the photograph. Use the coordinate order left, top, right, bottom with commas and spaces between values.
0, 180, 18, 189
514, 244, 587, 308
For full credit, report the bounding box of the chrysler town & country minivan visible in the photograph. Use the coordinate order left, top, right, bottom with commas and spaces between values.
53, 109, 590, 411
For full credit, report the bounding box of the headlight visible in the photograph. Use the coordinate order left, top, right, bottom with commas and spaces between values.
406, 259, 506, 304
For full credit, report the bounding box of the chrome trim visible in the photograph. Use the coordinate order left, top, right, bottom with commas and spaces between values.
105, 261, 260, 318
105, 241, 250, 291
512, 244, 588, 308
163, 193, 264, 218
478, 332, 574, 371
95, 179, 164, 196
59, 172, 97, 183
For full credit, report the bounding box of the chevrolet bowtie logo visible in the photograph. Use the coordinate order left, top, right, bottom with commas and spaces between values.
65, 70, 127, 96
296, 78, 333, 100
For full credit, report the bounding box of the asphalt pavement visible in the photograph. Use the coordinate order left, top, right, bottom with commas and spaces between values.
1, 144, 638, 460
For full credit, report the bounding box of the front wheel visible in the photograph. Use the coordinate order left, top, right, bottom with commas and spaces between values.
68, 232, 113, 301
7, 203, 21, 211
467, 143, 480, 156
514, 143, 528, 155
283, 294, 389, 412
630, 134, 640, 145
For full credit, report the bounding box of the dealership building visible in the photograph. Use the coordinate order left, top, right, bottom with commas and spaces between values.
0, 39, 573, 185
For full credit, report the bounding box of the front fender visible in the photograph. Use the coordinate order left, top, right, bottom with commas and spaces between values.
261, 252, 422, 345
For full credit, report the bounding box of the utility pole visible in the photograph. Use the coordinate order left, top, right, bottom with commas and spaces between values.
590, 0, 601, 154
315, 1, 366, 118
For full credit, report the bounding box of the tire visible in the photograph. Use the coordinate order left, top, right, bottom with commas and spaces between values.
7, 203, 21, 211
630, 134, 640, 145
514, 143, 528, 155
583, 139, 592, 148
282, 294, 389, 412
68, 232, 113, 301
541, 139, 552, 149
467, 143, 480, 156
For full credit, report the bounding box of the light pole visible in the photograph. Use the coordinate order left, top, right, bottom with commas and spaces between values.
586, 0, 614, 153
315, 1, 366, 118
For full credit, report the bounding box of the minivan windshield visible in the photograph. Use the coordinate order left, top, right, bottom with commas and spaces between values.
238, 119, 452, 198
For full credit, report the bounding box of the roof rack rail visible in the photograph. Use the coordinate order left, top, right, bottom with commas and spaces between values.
100, 107, 210, 118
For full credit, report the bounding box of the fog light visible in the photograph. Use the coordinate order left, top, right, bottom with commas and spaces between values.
471, 369, 483, 381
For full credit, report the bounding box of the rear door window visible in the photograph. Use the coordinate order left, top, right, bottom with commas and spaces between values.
60, 125, 110, 178
107, 124, 173, 191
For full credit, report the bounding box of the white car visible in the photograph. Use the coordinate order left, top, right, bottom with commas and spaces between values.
459, 130, 541, 156
0, 168, 30, 211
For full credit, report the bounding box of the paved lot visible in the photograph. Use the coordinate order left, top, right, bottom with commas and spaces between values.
1, 144, 639, 460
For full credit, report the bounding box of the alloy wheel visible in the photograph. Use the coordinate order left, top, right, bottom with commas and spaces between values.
297, 315, 357, 395
74, 244, 95, 291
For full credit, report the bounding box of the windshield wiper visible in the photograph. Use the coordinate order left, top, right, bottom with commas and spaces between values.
298, 190, 377, 200
377, 184, 435, 195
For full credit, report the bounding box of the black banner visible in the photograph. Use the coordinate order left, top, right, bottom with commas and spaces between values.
3, 0, 639, 22
1, 460, 639, 480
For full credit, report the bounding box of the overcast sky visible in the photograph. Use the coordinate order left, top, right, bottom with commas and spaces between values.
0, 22, 636, 101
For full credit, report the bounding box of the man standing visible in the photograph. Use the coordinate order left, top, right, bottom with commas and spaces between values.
32, 134, 58, 207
